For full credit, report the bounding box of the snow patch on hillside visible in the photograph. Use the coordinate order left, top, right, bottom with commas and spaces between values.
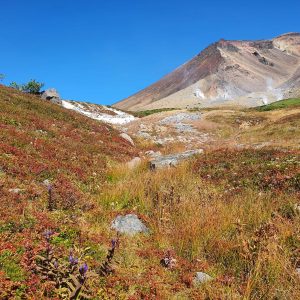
62, 100, 136, 125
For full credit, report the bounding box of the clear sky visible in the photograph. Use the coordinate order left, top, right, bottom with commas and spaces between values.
0, 0, 299, 105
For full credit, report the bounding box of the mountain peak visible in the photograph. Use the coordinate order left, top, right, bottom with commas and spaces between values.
114, 33, 300, 111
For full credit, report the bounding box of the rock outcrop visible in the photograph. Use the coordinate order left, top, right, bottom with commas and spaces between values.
41, 88, 62, 105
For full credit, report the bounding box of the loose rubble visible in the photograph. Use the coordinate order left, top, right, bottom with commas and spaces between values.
149, 149, 203, 170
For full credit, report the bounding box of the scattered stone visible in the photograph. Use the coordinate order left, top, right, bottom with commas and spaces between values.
42, 179, 51, 187
175, 123, 196, 132
155, 137, 175, 145
120, 133, 134, 146
160, 250, 177, 269
145, 150, 162, 158
36, 129, 47, 135
8, 188, 24, 194
193, 272, 213, 284
239, 121, 251, 129
126, 157, 141, 169
111, 214, 149, 235
137, 131, 152, 139
252, 142, 271, 149
294, 203, 300, 213
149, 149, 203, 170
41, 88, 62, 105
296, 268, 300, 275
159, 113, 201, 125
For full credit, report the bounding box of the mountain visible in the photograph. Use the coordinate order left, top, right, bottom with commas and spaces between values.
113, 33, 300, 111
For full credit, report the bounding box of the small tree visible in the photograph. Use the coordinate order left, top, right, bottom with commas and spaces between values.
9, 79, 44, 94
9, 81, 22, 90
0, 74, 5, 82
22, 79, 44, 94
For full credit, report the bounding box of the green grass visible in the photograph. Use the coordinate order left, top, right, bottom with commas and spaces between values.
254, 98, 300, 111
0, 250, 26, 282
132, 108, 178, 118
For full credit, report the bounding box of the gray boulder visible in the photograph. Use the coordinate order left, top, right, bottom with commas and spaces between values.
120, 133, 134, 146
111, 214, 149, 236
149, 149, 203, 170
41, 88, 62, 105
126, 157, 141, 169
193, 272, 213, 284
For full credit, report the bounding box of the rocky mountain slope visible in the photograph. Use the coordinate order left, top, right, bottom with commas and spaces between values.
114, 33, 300, 111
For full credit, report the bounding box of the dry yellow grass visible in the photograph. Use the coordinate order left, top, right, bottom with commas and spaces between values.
91, 145, 300, 299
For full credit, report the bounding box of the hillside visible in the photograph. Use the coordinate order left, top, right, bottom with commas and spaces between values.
1, 85, 300, 299
0, 85, 138, 298
0, 85, 136, 196
114, 33, 300, 111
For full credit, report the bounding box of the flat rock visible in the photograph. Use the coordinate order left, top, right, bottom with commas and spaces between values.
193, 272, 213, 284
120, 132, 134, 146
149, 149, 203, 170
111, 214, 149, 235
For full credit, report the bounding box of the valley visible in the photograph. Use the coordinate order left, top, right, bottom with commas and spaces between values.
0, 85, 299, 299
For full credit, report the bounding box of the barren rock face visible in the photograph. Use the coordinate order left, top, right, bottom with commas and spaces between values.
273, 33, 300, 56
114, 33, 300, 111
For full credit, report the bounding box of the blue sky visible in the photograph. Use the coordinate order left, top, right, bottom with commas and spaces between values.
0, 0, 299, 105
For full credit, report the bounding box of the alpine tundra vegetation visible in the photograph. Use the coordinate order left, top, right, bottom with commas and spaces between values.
1, 1, 300, 298
0, 84, 299, 299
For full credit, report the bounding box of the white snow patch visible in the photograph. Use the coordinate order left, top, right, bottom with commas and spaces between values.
61, 100, 136, 125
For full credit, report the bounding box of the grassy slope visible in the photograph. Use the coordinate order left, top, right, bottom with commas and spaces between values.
0, 85, 137, 298
1, 87, 300, 299
254, 98, 300, 111
132, 108, 178, 118
204, 103, 300, 149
